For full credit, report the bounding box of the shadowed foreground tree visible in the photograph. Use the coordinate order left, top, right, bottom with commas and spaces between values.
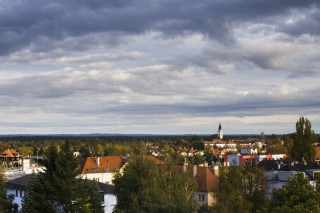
290, 117, 316, 162
21, 141, 103, 213
268, 173, 320, 212
214, 163, 267, 213
0, 167, 17, 212
113, 156, 198, 213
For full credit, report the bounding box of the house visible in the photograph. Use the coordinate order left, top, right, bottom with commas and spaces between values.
0, 149, 21, 168
240, 147, 257, 155
257, 154, 287, 162
278, 163, 320, 185
315, 146, 320, 163
6, 174, 31, 210
224, 154, 256, 166
190, 165, 218, 206
178, 147, 197, 157
257, 159, 280, 180
79, 156, 127, 184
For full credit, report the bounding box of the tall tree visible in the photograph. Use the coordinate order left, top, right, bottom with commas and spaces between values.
290, 117, 316, 162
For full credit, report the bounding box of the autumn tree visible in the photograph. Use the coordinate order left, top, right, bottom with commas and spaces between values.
290, 117, 316, 162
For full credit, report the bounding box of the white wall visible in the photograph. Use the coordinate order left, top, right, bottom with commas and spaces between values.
104, 194, 116, 213
82, 173, 114, 184
6, 188, 24, 210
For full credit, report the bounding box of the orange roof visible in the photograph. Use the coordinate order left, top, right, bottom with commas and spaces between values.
195, 167, 218, 192
210, 148, 220, 155
80, 156, 126, 174
0, 149, 16, 158
316, 147, 320, 159
143, 155, 166, 165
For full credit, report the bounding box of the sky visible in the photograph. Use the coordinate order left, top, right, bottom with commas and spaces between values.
0, 0, 319, 135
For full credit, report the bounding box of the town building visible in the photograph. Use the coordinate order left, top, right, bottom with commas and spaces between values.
79, 156, 127, 184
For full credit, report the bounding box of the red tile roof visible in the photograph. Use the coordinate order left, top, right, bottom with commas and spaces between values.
80, 156, 126, 174
195, 167, 218, 192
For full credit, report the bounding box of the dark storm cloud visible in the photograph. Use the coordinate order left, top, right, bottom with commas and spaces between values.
0, 0, 319, 55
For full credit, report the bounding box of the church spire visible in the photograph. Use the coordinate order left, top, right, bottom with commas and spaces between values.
217, 123, 223, 139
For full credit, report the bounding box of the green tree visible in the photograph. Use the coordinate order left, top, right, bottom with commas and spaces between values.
21, 173, 55, 213
290, 117, 316, 162
22, 141, 103, 213
0, 167, 17, 212
214, 164, 267, 213
113, 156, 197, 212
268, 173, 320, 212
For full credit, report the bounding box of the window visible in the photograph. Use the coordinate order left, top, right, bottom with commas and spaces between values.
104, 168, 109, 172
314, 172, 320, 180
93, 168, 99, 173
198, 194, 205, 202
93, 178, 100, 182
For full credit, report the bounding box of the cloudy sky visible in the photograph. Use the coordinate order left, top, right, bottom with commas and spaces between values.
0, 0, 319, 135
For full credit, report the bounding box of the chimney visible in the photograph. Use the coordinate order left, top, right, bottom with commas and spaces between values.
193, 165, 197, 177
183, 158, 188, 173
213, 165, 219, 177
96, 157, 100, 166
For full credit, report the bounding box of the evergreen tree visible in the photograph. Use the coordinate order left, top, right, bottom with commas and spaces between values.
21, 141, 103, 213
290, 117, 316, 162
21, 173, 55, 213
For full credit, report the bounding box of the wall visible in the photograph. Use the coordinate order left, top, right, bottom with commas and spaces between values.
82, 172, 114, 184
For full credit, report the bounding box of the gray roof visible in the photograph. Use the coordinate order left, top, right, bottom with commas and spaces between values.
6, 174, 31, 187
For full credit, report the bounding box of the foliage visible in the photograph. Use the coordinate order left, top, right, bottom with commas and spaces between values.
113, 156, 198, 212
21, 141, 103, 213
0, 167, 17, 212
268, 173, 320, 212
214, 164, 267, 213
267, 139, 287, 154
192, 141, 205, 151
290, 117, 316, 162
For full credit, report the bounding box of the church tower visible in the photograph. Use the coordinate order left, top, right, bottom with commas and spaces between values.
218, 123, 223, 140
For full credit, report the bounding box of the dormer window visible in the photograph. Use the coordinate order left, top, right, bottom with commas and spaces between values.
104, 168, 109, 172
93, 168, 99, 173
